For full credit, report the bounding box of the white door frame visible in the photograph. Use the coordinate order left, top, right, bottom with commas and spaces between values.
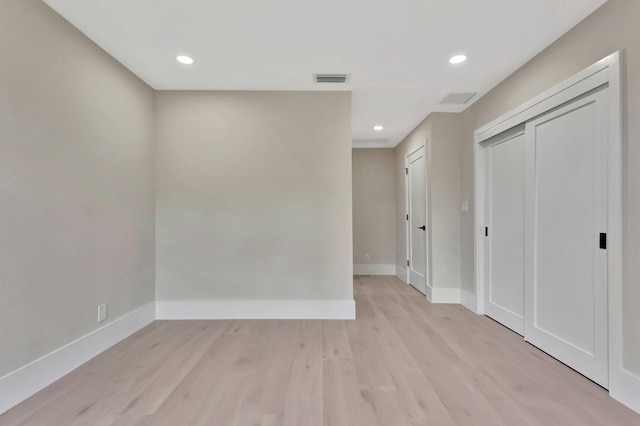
473, 51, 630, 407
405, 143, 430, 294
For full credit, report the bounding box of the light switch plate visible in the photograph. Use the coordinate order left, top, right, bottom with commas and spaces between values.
461, 201, 469, 213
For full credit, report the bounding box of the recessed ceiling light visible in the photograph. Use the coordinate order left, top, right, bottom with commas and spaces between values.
176, 55, 194, 65
449, 54, 467, 64
374, 125, 384, 131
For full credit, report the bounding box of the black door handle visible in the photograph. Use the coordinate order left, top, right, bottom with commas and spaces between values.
417, 226, 426, 231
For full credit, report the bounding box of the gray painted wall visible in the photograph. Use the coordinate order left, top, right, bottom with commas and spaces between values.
0, 0, 155, 377
395, 113, 462, 289
155, 91, 353, 301
352, 149, 396, 266
5, 0, 637, 391
459, 0, 640, 374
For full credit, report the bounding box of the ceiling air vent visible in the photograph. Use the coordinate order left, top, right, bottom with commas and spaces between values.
314, 73, 350, 83
440, 92, 477, 104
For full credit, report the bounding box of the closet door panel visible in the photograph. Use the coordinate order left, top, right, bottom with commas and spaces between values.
524, 89, 608, 387
485, 132, 525, 334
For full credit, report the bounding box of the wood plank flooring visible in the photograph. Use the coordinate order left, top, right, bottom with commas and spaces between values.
1, 275, 638, 425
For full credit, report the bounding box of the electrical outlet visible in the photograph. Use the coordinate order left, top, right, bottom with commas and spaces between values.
364, 254, 370, 262
98, 304, 107, 323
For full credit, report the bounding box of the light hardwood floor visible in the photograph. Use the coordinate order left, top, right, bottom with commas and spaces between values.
2, 275, 639, 425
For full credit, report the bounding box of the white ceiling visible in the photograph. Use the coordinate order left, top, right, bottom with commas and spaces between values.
43, 0, 606, 147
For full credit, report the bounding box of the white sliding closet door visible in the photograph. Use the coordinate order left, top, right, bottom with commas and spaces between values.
485, 131, 526, 335
524, 88, 609, 387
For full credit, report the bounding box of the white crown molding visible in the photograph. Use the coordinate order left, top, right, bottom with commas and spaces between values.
352, 139, 397, 148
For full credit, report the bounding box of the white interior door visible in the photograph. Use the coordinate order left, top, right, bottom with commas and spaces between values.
407, 146, 427, 294
524, 88, 609, 387
485, 130, 526, 335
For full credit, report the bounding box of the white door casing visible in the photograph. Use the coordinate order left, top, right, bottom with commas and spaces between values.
406, 146, 427, 295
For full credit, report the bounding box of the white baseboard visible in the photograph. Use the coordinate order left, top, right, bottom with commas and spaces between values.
395, 266, 408, 283
2, 295, 637, 416
0, 302, 155, 415
353, 264, 396, 276
156, 299, 356, 320
426, 286, 461, 304
460, 288, 478, 313
610, 367, 640, 414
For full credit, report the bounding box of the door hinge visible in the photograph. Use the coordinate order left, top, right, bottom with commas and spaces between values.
405, 168, 408, 175
407, 260, 410, 267
485, 227, 488, 237
600, 233, 607, 249
406, 214, 409, 221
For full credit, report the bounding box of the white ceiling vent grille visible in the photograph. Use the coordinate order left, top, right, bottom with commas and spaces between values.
440, 92, 477, 104
314, 73, 351, 83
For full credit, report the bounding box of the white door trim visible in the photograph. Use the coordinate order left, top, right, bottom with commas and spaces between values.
405, 143, 430, 294
404, 150, 411, 284
473, 51, 631, 409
